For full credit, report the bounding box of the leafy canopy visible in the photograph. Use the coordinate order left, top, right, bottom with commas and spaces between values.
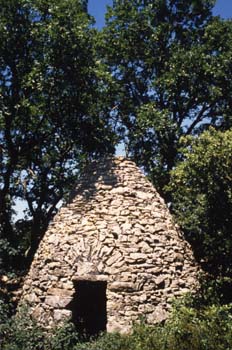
101, 0, 232, 196
0, 0, 116, 272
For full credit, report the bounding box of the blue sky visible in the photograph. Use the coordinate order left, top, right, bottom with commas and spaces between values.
89, 0, 232, 28
87, 0, 232, 157
14, 0, 232, 218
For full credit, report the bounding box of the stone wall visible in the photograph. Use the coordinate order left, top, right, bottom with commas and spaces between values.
21, 157, 199, 333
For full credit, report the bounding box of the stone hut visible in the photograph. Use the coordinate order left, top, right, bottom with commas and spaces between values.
21, 157, 199, 335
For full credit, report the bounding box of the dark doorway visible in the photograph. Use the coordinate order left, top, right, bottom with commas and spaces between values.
69, 280, 107, 338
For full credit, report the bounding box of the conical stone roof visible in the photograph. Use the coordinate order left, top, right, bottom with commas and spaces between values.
21, 157, 199, 333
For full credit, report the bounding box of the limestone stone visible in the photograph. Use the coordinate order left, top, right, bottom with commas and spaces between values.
109, 223, 121, 236
47, 288, 74, 297
45, 296, 72, 308
24, 293, 39, 304
122, 222, 133, 232
54, 309, 72, 322
20, 157, 200, 333
129, 253, 147, 263
109, 282, 137, 292
136, 191, 154, 200
106, 252, 123, 266
147, 306, 168, 323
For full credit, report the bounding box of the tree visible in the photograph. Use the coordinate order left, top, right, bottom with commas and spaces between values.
101, 0, 232, 197
168, 128, 232, 300
0, 0, 116, 272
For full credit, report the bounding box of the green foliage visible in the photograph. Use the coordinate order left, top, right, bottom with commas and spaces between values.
82, 332, 134, 350
168, 128, 232, 294
0, 304, 45, 350
1, 4, 232, 345
0, 0, 116, 274
163, 301, 232, 350
101, 0, 232, 196
48, 322, 80, 350
1, 301, 232, 350
0, 304, 81, 350
75, 302, 232, 350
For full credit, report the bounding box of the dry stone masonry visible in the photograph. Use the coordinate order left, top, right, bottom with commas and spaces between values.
21, 157, 200, 334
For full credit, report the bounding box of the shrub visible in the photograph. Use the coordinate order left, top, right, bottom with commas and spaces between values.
0, 305, 45, 350
81, 332, 134, 350
163, 301, 232, 350
1, 300, 232, 350
168, 128, 232, 285
48, 322, 80, 350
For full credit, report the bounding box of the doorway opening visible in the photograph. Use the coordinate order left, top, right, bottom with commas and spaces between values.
69, 280, 107, 338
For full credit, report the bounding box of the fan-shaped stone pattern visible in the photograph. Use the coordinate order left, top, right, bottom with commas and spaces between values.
21, 157, 199, 333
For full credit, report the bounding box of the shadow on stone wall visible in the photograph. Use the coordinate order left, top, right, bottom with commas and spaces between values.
68, 157, 119, 204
